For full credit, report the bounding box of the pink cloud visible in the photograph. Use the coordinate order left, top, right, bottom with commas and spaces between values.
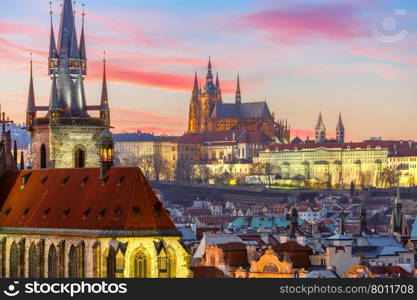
350, 47, 417, 65
235, 4, 366, 44
111, 108, 186, 134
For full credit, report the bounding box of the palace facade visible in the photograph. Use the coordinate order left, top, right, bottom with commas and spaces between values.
187, 59, 290, 142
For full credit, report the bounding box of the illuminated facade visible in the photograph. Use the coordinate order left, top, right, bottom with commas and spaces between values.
187, 59, 290, 142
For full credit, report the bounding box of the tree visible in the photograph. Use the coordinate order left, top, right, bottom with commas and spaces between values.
195, 164, 212, 184
176, 160, 195, 184
152, 153, 168, 182
137, 155, 154, 180
381, 167, 399, 188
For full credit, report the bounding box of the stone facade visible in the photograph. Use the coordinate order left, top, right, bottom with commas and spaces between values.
0, 234, 191, 278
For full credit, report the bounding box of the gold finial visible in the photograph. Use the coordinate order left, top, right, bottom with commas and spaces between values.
73, 1, 76, 14
49, 1, 53, 15
103, 51, 106, 62
82, 3, 85, 17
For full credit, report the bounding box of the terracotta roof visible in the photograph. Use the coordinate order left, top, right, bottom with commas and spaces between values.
369, 266, 412, 278
176, 133, 203, 144
272, 241, 313, 268
0, 168, 177, 235
191, 266, 228, 278
196, 227, 221, 240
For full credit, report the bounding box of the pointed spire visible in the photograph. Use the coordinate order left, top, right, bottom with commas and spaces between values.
100, 52, 110, 128
192, 72, 198, 93
235, 73, 242, 104
395, 186, 401, 206
101, 51, 109, 107
206, 56, 213, 82
215, 72, 220, 87
48, 2, 58, 60
315, 112, 325, 130
57, 0, 78, 58
337, 112, 344, 129
79, 3, 87, 60
27, 55, 36, 113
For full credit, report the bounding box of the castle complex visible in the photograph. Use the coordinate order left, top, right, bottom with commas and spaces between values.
188, 59, 290, 143
26, 0, 110, 169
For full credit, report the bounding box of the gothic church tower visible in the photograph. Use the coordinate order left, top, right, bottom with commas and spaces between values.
26, 0, 110, 169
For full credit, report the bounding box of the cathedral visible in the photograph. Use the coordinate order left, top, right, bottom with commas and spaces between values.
188, 59, 290, 143
26, 0, 110, 169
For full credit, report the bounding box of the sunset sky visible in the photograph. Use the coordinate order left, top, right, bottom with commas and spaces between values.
0, 0, 416, 141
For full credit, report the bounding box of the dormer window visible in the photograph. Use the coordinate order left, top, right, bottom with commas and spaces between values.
132, 207, 140, 218
43, 208, 51, 218
98, 209, 106, 220
62, 176, 70, 185
4, 207, 12, 216
117, 176, 125, 186
21, 173, 32, 189
81, 176, 89, 187
23, 207, 30, 217
40, 176, 48, 186
62, 208, 71, 219
83, 209, 91, 219
113, 206, 121, 219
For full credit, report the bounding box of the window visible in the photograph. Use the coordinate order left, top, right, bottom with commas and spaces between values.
134, 253, 148, 278
48, 244, 58, 278
0, 238, 5, 278
40, 144, 47, 169
68, 245, 78, 278
9, 242, 19, 278
29, 243, 40, 278
74, 147, 86, 168
106, 247, 116, 278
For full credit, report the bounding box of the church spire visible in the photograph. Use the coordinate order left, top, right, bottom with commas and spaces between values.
315, 112, 326, 144
26, 55, 36, 127
336, 112, 345, 143
57, 0, 77, 58
100, 52, 110, 128
193, 72, 199, 94
48, 3, 57, 61
79, 3, 87, 74
235, 73, 241, 104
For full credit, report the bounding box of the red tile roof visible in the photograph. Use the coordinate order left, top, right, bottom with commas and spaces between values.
191, 266, 228, 278
0, 168, 177, 235
272, 241, 313, 268
369, 266, 412, 278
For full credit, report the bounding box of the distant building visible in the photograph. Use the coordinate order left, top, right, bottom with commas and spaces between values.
187, 59, 290, 142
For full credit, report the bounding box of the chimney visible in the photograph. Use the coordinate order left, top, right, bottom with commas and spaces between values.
98, 130, 114, 178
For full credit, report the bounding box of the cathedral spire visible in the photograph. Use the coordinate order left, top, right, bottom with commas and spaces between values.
315, 112, 326, 144
235, 73, 241, 104
100, 52, 110, 128
79, 3, 87, 61
193, 72, 199, 94
57, 0, 77, 57
50, 70, 60, 111
336, 112, 345, 143
48, 3, 57, 60
26, 55, 36, 127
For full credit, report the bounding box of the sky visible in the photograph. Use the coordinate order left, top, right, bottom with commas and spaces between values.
0, 0, 416, 141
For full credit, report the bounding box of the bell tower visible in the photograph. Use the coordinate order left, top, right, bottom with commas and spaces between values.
27, 0, 110, 169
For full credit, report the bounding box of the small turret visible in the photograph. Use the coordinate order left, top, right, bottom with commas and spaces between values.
48, 3, 58, 75
49, 69, 61, 125
79, 3, 87, 75
98, 130, 114, 178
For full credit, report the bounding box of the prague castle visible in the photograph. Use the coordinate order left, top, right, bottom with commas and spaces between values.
188, 59, 290, 143
26, 0, 110, 169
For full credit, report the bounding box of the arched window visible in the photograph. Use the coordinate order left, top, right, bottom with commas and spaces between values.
134, 252, 148, 278
9, 242, 19, 278
40, 144, 47, 169
74, 147, 86, 168
106, 247, 116, 278
29, 243, 40, 278
48, 244, 58, 278
68, 245, 78, 278
18, 239, 25, 278
158, 250, 168, 278
57, 241, 65, 278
